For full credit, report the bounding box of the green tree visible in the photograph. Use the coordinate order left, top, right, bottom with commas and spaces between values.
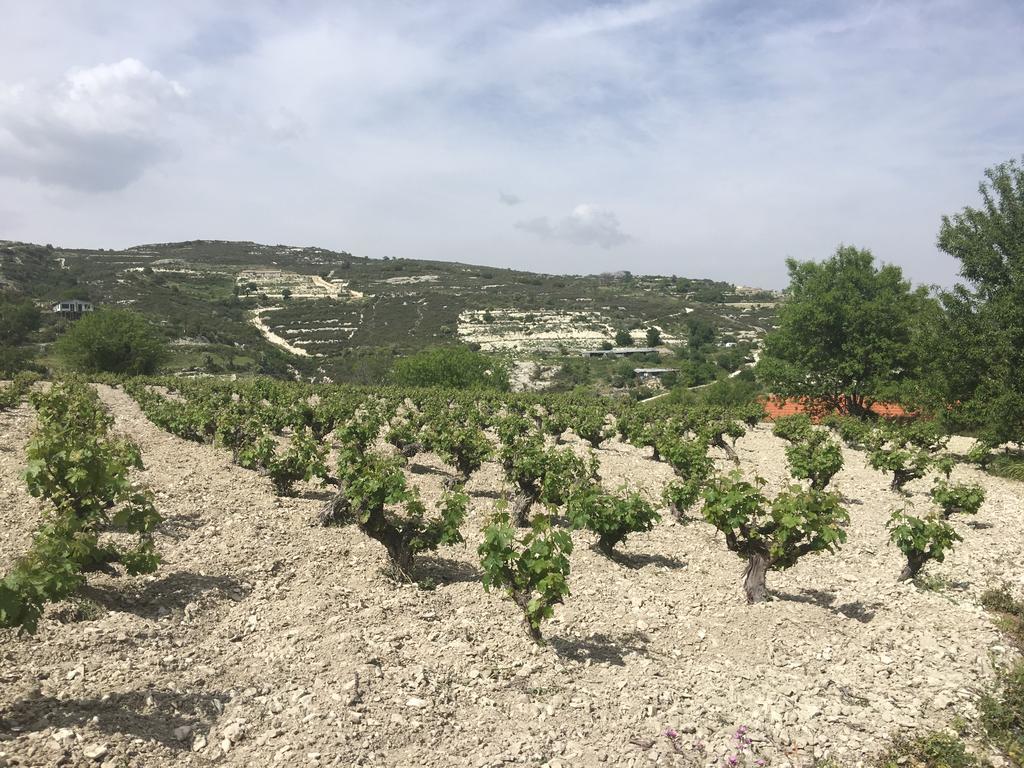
933, 158, 1024, 445
614, 329, 633, 347
645, 327, 662, 346
757, 246, 932, 415
55, 308, 167, 376
389, 346, 509, 391
686, 317, 715, 351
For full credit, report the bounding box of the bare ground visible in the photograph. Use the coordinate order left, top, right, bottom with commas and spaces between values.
1, 386, 1022, 767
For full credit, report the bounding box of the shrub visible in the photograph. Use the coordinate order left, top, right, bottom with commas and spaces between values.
930, 479, 985, 519
498, 423, 597, 526
1, 380, 161, 633
824, 414, 874, 449
238, 427, 328, 496
324, 452, 466, 578
424, 412, 492, 482
702, 473, 849, 602
567, 485, 660, 557
56, 308, 167, 375
773, 414, 813, 443
479, 511, 572, 642
656, 435, 713, 519
390, 346, 509, 391
786, 431, 844, 490
886, 511, 961, 581
980, 585, 1024, 649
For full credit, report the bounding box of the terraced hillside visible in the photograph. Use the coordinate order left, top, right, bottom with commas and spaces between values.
0, 240, 778, 382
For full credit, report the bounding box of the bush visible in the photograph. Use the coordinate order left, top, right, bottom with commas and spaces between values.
979, 661, 1024, 764
886, 511, 960, 581
567, 485, 660, 556
479, 511, 572, 642
1, 380, 161, 633
325, 452, 466, 578
873, 732, 980, 768
773, 414, 813, 443
389, 346, 509, 391
930, 479, 985, 519
702, 473, 849, 602
786, 431, 844, 490
56, 308, 167, 375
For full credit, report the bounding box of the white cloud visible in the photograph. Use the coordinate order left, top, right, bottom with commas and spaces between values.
499, 190, 522, 206
517, 204, 631, 249
0, 58, 187, 191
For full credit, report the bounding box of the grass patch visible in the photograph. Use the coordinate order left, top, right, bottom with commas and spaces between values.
986, 452, 1024, 483
873, 732, 981, 767
979, 661, 1024, 765
981, 585, 1024, 649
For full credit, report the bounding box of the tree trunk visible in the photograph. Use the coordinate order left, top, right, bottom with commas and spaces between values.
399, 441, 422, 459
511, 491, 534, 527
668, 501, 682, 522
713, 435, 740, 466
318, 487, 350, 526
898, 553, 926, 581
742, 549, 770, 603
513, 591, 543, 643
362, 507, 415, 580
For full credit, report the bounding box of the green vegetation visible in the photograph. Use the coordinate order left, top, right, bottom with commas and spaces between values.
567, 485, 660, 557
56, 308, 167, 375
479, 511, 572, 642
932, 158, 1024, 447
390, 346, 510, 391
0, 380, 161, 633
886, 511, 960, 582
701, 473, 849, 603
873, 732, 981, 768
757, 245, 933, 415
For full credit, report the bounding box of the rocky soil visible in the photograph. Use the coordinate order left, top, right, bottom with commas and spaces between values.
1, 386, 1022, 767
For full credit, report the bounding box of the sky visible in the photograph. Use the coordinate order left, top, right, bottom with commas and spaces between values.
0, 1, 1021, 288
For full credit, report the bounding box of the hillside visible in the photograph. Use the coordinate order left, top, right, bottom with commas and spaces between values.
0, 240, 778, 385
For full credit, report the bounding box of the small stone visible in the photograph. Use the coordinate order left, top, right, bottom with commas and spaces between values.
222, 722, 244, 743
83, 744, 108, 761
173, 725, 192, 741
406, 697, 427, 708
192, 734, 207, 752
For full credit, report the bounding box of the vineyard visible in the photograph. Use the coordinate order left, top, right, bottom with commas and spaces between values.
0, 376, 1020, 766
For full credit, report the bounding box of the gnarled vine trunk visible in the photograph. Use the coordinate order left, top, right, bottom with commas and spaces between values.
511, 490, 534, 527
512, 590, 543, 642
713, 435, 739, 466
898, 553, 927, 582
361, 506, 416, 580
318, 487, 350, 526
742, 548, 771, 603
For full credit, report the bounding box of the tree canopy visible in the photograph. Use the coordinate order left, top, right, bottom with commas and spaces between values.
55, 308, 167, 376
756, 246, 933, 415
933, 157, 1024, 444
389, 345, 510, 391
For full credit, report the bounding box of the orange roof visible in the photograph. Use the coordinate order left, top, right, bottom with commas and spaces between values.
760, 396, 914, 421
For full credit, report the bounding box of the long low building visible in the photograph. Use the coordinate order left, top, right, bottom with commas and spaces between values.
582, 346, 660, 358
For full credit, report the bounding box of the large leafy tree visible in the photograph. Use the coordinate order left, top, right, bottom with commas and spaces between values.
757, 246, 932, 415
933, 158, 1024, 445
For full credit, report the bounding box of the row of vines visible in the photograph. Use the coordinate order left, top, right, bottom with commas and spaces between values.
81, 376, 991, 641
